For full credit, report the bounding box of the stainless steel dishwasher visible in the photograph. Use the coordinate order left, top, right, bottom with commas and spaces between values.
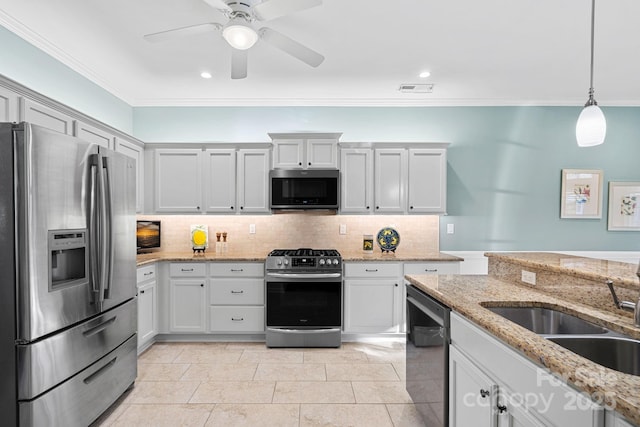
406, 284, 451, 427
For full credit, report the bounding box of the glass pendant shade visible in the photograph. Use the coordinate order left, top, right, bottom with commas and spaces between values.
576, 104, 606, 147
222, 20, 258, 50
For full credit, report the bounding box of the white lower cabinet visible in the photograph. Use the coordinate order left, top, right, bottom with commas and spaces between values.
169, 263, 207, 333
343, 262, 402, 333
137, 264, 157, 352
209, 262, 265, 333
450, 312, 604, 427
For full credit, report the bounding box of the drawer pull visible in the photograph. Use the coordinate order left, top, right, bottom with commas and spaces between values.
231, 290, 244, 294
181, 268, 194, 272
144, 272, 154, 276
365, 269, 378, 272
231, 317, 244, 321
425, 269, 438, 272
230, 269, 244, 272
84, 357, 117, 384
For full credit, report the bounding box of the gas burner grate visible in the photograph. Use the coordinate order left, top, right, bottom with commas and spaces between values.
268, 248, 341, 257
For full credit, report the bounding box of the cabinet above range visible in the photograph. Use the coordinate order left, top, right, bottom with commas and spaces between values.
269, 132, 341, 169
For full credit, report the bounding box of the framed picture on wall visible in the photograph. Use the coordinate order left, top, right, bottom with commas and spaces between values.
560, 169, 603, 219
607, 182, 640, 231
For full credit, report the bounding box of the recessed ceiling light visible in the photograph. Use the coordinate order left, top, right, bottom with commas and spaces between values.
200, 71, 212, 79
419, 71, 431, 78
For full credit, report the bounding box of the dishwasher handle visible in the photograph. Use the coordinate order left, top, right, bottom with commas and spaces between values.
407, 295, 445, 326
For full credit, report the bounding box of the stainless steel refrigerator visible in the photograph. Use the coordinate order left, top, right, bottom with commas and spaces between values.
0, 122, 138, 426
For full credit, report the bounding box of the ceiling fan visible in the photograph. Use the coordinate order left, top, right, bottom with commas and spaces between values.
143, 0, 325, 79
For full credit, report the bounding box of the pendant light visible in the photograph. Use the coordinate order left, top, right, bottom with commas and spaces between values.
576, 0, 606, 147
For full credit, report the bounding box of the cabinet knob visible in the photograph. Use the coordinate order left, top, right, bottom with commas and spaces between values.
410, 206, 414, 209
497, 404, 507, 414
376, 206, 379, 210
395, 283, 398, 287
480, 389, 490, 398
366, 206, 370, 209
308, 162, 311, 166
240, 206, 244, 210
230, 206, 234, 210
200, 283, 204, 287
298, 162, 302, 166
140, 290, 145, 294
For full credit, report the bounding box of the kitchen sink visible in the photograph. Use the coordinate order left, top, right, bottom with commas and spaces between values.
484, 305, 608, 335
547, 336, 640, 376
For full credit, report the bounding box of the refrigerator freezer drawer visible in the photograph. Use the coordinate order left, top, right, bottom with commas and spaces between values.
17, 298, 137, 400
19, 334, 137, 427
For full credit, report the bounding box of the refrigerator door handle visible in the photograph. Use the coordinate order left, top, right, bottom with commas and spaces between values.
88, 154, 102, 308
95, 154, 109, 311
101, 155, 114, 300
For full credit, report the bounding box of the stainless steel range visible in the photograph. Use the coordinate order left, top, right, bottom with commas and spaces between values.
265, 248, 342, 348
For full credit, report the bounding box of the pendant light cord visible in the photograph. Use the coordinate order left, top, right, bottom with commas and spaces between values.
587, 0, 596, 105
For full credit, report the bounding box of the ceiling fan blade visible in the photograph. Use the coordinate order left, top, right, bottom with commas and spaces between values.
258, 27, 324, 67
253, 0, 322, 21
144, 23, 221, 43
231, 49, 248, 79
202, 0, 232, 13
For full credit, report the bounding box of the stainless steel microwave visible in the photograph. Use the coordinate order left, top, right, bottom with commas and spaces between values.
270, 169, 339, 210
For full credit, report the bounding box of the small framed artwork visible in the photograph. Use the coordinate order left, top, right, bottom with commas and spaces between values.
560, 169, 603, 219
607, 182, 640, 231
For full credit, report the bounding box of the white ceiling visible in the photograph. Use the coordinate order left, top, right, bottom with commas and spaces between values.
1, 0, 639, 107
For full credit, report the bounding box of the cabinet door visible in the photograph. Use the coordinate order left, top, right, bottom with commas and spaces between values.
0, 86, 18, 122
272, 140, 304, 168
138, 281, 157, 348
20, 98, 74, 135
449, 346, 498, 427
169, 279, 207, 332
340, 148, 373, 213
408, 148, 447, 213
306, 139, 338, 169
374, 149, 407, 213
155, 149, 203, 213
237, 149, 269, 213
204, 149, 237, 213
74, 121, 114, 149
344, 279, 399, 333
115, 137, 144, 213
497, 395, 547, 427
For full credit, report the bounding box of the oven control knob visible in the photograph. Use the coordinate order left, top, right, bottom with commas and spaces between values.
276, 259, 283, 266
319, 259, 326, 265
332, 259, 339, 265
283, 259, 290, 265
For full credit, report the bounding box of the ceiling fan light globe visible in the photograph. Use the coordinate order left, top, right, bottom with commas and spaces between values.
223, 23, 258, 50
576, 104, 606, 147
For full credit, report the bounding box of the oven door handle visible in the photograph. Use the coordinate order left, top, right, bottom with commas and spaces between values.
267, 327, 342, 334
266, 272, 342, 280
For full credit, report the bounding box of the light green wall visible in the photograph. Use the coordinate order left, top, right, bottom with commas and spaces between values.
134, 106, 640, 251
0, 25, 133, 133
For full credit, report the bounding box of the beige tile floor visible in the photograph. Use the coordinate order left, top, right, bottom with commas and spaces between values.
92, 340, 428, 427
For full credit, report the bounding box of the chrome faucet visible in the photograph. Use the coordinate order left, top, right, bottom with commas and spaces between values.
606, 267, 640, 327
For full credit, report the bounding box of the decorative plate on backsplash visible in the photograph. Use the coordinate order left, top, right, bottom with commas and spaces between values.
376, 227, 400, 252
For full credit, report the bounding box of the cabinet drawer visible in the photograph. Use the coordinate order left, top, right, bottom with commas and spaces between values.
404, 262, 459, 275
137, 264, 156, 284
170, 262, 206, 277
344, 262, 401, 278
210, 278, 264, 305
210, 262, 264, 277
210, 306, 264, 332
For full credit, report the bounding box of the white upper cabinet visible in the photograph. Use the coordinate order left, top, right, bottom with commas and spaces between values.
374, 148, 408, 213
155, 149, 203, 213
74, 121, 114, 149
340, 148, 373, 214
203, 149, 237, 213
270, 133, 341, 169
237, 149, 270, 213
115, 137, 145, 213
20, 98, 74, 135
408, 148, 447, 213
0, 86, 18, 122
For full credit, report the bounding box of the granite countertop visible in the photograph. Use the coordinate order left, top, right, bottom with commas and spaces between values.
405, 273, 640, 425
487, 252, 640, 289
137, 251, 463, 266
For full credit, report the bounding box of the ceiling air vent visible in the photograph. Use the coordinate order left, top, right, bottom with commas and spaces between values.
399, 83, 434, 93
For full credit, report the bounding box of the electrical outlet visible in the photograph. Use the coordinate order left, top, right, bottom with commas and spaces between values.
521, 270, 536, 285
249, 224, 256, 234
446, 224, 455, 234
339, 224, 347, 235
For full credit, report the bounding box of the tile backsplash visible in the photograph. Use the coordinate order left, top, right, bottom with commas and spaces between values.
137, 214, 440, 255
